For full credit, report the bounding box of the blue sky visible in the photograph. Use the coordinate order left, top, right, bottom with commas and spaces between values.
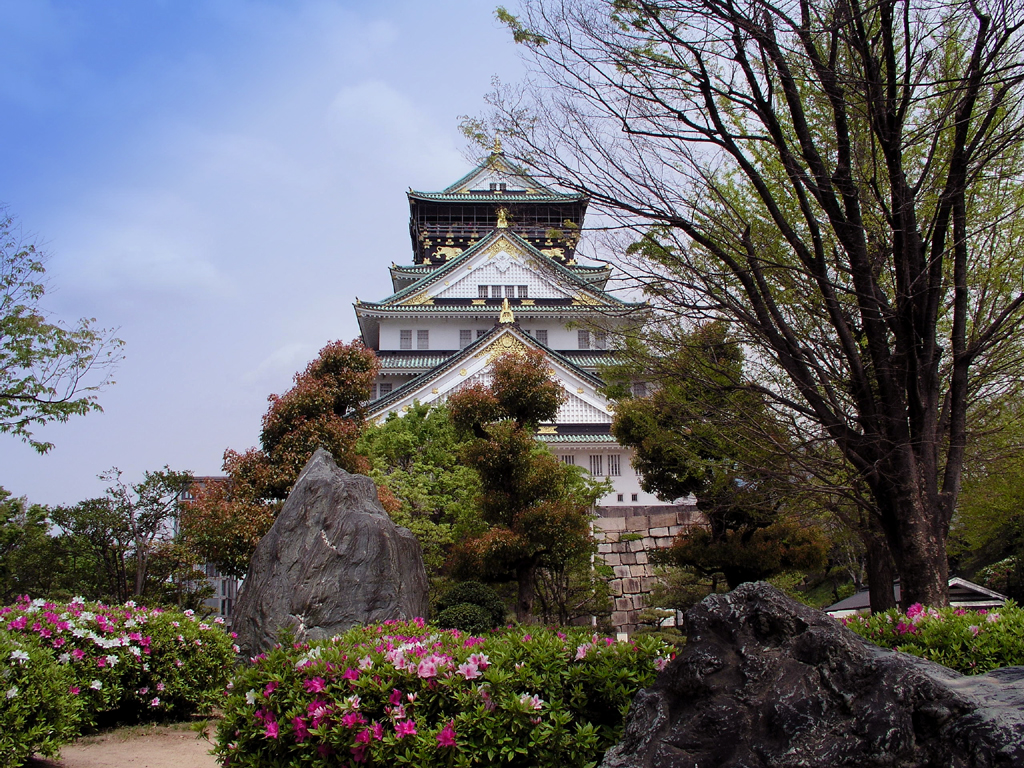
1, 0, 529, 505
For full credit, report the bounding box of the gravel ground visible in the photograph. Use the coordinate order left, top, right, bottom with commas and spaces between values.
26, 723, 219, 768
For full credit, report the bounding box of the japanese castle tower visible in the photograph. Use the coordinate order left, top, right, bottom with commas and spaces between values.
354, 143, 696, 632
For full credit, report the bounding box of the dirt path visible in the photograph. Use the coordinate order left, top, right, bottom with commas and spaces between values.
27, 723, 220, 768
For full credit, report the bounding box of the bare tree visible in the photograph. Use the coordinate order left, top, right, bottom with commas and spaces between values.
482, 0, 1024, 607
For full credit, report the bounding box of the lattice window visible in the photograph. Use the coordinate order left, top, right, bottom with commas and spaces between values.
460, 330, 472, 347
589, 455, 604, 476
505, 285, 516, 298
477, 329, 487, 338
578, 330, 591, 349
400, 330, 412, 350
608, 454, 621, 476
518, 285, 529, 298
632, 382, 648, 398
417, 330, 429, 350
379, 382, 393, 396
594, 330, 608, 349
560, 455, 575, 465
536, 329, 548, 345
491, 285, 503, 298
478, 285, 489, 298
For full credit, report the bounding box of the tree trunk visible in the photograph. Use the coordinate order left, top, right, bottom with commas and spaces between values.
516, 561, 537, 622
863, 529, 897, 613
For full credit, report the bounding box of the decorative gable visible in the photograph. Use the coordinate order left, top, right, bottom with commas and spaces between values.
444, 156, 547, 195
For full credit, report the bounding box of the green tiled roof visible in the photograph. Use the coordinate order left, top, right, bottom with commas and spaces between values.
376, 354, 451, 369
409, 191, 584, 203
538, 433, 618, 443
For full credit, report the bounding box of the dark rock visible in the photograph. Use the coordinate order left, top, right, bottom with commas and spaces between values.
602, 582, 1024, 768
233, 449, 429, 656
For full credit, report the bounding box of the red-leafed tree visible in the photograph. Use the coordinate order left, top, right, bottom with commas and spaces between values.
183, 340, 378, 576
447, 349, 605, 622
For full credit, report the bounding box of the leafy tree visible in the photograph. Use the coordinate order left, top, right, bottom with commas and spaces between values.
1, 207, 123, 452
184, 340, 378, 576
447, 349, 606, 621
357, 401, 482, 576
50, 467, 192, 601
605, 322, 827, 590
483, 0, 1024, 607
0, 488, 55, 601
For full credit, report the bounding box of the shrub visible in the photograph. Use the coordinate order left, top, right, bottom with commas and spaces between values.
434, 603, 494, 635
434, 581, 506, 632
216, 619, 673, 768
1, 596, 237, 728
0, 630, 83, 767
840, 601, 1024, 674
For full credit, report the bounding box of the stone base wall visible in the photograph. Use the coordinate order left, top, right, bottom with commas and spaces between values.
593, 503, 702, 634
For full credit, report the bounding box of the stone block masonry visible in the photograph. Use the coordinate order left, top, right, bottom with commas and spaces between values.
593, 503, 702, 634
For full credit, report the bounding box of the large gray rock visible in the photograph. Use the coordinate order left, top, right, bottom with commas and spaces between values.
233, 448, 429, 656
602, 582, 1024, 768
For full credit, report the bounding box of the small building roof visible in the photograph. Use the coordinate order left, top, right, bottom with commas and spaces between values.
825, 577, 1008, 617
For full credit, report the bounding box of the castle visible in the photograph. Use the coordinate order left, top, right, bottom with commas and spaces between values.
354, 143, 697, 632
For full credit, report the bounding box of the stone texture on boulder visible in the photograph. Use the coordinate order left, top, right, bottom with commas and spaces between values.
602, 582, 1024, 768
233, 449, 429, 656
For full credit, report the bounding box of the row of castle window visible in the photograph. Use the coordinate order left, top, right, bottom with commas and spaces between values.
400, 327, 611, 350
478, 285, 530, 299
370, 382, 395, 399
559, 454, 622, 476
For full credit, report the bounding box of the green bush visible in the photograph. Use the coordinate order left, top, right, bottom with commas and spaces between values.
435, 603, 495, 635
840, 601, 1024, 674
1, 596, 237, 729
0, 630, 83, 767
215, 619, 673, 768
434, 581, 506, 630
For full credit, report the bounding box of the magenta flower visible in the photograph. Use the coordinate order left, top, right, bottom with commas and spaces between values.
264, 721, 279, 739
263, 681, 278, 697
292, 716, 309, 743
389, 688, 403, 705
372, 721, 384, 741
304, 677, 326, 693
395, 719, 417, 738
436, 722, 457, 748
458, 661, 481, 679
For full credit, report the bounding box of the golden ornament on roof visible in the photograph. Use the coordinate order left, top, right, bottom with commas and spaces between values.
496, 207, 509, 229
499, 297, 515, 324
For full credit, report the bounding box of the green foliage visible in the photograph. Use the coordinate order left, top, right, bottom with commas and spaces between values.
435, 603, 496, 636
0, 629, 82, 766
448, 350, 605, 621
215, 620, 673, 768
841, 602, 1024, 675
358, 402, 482, 575
2, 597, 236, 730
0, 489, 56, 603
435, 581, 506, 630
0, 208, 123, 453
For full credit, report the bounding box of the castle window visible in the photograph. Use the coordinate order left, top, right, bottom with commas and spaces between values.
594, 330, 608, 349
631, 493, 638, 502
560, 455, 575, 465
477, 329, 487, 338
518, 285, 529, 298
505, 285, 516, 298
609, 454, 621, 476
460, 330, 472, 347
400, 330, 412, 350
617, 494, 624, 502
536, 329, 548, 345
417, 330, 429, 350
369, 383, 377, 400
478, 285, 489, 298
578, 330, 591, 349
491, 285, 503, 298
379, 382, 393, 396
589, 455, 604, 476
632, 382, 648, 398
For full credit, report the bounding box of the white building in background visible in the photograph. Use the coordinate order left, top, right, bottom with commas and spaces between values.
354, 145, 698, 631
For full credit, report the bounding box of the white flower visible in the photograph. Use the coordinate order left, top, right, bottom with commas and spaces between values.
125, 600, 136, 608
71, 596, 86, 604
10, 650, 29, 664
130, 647, 142, 657
58, 653, 71, 664
90, 680, 103, 690
105, 655, 119, 667
214, 617, 225, 624
80, 611, 95, 621
31, 598, 46, 608
6, 686, 18, 699
183, 609, 195, 617
245, 690, 259, 705
124, 619, 137, 628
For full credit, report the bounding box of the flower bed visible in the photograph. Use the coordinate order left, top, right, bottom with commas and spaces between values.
216, 620, 673, 768
1, 597, 236, 729
840, 601, 1024, 674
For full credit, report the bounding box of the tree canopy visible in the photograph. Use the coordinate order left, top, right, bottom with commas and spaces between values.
484, 0, 1024, 607
1, 208, 123, 452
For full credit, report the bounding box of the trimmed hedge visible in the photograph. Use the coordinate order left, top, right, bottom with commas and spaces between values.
216, 620, 673, 767
840, 601, 1024, 674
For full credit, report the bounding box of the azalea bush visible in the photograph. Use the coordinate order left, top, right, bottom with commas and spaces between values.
216, 620, 673, 768
0, 630, 83, 767
1, 596, 237, 729
840, 601, 1024, 674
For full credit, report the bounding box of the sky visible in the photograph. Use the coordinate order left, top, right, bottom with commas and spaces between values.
0, 0, 531, 506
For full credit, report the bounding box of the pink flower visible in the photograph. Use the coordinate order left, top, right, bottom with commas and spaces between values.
372, 721, 384, 741
468, 653, 489, 670
69, 686, 80, 695
389, 689, 403, 705
264, 721, 279, 739
436, 722, 457, 748
156, 682, 165, 692
520, 693, 543, 710
458, 661, 481, 679
263, 681, 278, 697
654, 657, 670, 671
150, 697, 161, 707
292, 717, 309, 743
969, 625, 981, 636
351, 745, 368, 763
395, 719, 417, 738
343, 667, 359, 681
906, 603, 925, 619
304, 677, 326, 693
358, 656, 373, 671
987, 613, 1001, 623
417, 658, 438, 678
